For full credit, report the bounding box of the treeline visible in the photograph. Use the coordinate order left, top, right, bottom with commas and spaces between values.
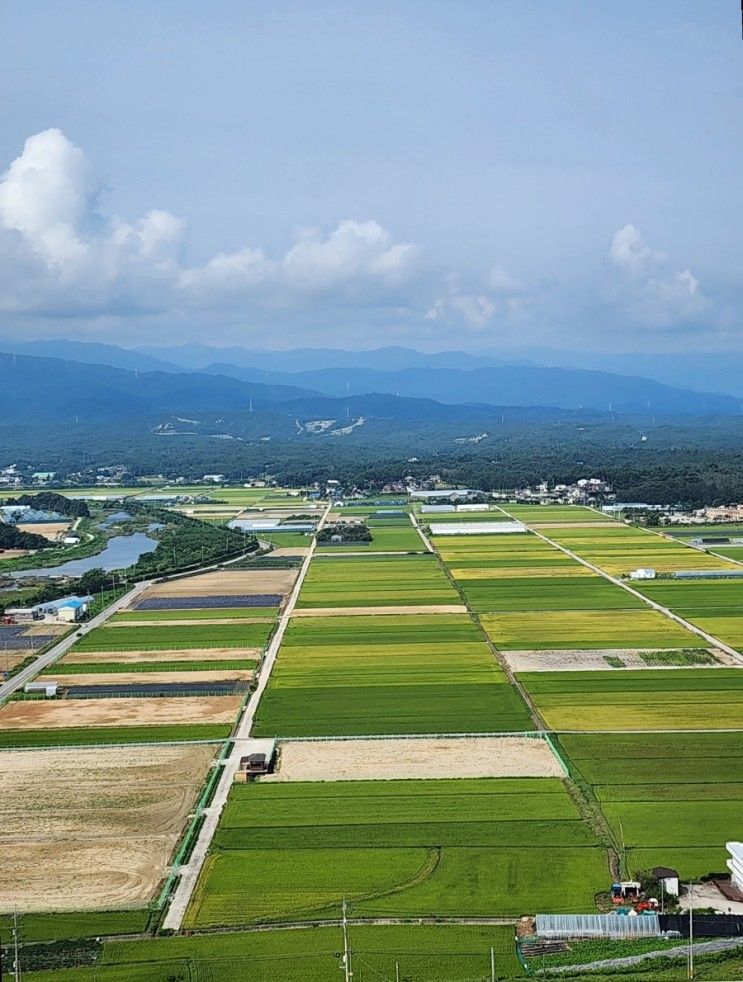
127, 508, 257, 578
0, 524, 51, 551
6, 492, 90, 518
318, 523, 372, 543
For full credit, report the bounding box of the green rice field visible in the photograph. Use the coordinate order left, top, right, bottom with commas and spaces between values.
112, 608, 276, 622
252, 613, 532, 735
296, 554, 460, 608
521, 668, 743, 730
482, 608, 697, 650
24, 924, 522, 982
185, 778, 607, 926
458, 574, 642, 613
71, 621, 274, 651
0, 723, 232, 747
560, 732, 743, 878
501, 505, 614, 523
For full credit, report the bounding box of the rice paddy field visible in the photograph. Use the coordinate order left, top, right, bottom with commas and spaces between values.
520, 668, 743, 730
502, 505, 615, 523
23, 924, 523, 981
296, 554, 460, 608
69, 621, 274, 651
252, 613, 532, 735
482, 608, 698, 650
185, 778, 608, 927
561, 731, 743, 878
540, 523, 740, 576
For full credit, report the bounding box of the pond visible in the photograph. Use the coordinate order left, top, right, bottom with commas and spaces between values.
11, 532, 159, 579
97, 511, 134, 529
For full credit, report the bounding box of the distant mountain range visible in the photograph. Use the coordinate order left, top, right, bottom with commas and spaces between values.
0, 337, 740, 420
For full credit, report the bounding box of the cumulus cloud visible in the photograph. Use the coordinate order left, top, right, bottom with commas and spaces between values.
607, 223, 709, 327
0, 129, 419, 320
425, 264, 527, 330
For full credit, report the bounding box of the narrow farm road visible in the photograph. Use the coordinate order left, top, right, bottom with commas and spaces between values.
162, 501, 332, 931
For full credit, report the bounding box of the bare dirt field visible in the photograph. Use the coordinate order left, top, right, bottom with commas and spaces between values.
0, 744, 215, 911
17, 522, 71, 540
270, 546, 310, 557
45, 669, 254, 686
262, 736, 563, 782
139, 568, 297, 599
502, 647, 736, 672
62, 647, 260, 664
0, 652, 28, 671
0, 694, 243, 729
291, 604, 468, 618
24, 623, 68, 637
0, 549, 30, 559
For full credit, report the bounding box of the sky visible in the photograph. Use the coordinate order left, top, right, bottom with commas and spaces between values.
0, 0, 742, 353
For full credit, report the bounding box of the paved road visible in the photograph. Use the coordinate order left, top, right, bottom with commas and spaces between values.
540, 936, 743, 975
0, 579, 151, 702
409, 511, 434, 552
162, 502, 332, 931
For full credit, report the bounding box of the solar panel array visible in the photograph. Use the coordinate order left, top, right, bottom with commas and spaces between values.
135, 594, 282, 610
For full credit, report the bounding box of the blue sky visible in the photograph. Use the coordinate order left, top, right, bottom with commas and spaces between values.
0, 0, 741, 351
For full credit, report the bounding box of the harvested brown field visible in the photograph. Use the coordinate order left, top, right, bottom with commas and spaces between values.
0, 549, 30, 559
263, 736, 563, 782
62, 647, 260, 665
290, 604, 468, 617
139, 568, 297, 599
529, 521, 619, 529
270, 546, 310, 557
0, 744, 214, 911
44, 669, 254, 686
0, 653, 28, 671
0, 694, 243, 729
502, 647, 736, 672
17, 522, 71, 540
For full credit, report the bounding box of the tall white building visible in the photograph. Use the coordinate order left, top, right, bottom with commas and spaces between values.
727, 841, 743, 892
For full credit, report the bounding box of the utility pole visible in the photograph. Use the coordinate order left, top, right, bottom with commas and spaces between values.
395, 962, 400, 982
341, 898, 352, 982
490, 945, 496, 982
12, 911, 20, 982
688, 882, 694, 979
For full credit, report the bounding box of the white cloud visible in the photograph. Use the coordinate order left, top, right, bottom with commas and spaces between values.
0, 129, 420, 320
607, 223, 709, 327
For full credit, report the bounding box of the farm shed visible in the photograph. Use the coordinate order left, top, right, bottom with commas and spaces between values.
57, 599, 85, 622
421, 505, 456, 513
430, 521, 526, 536
236, 738, 277, 777
629, 568, 656, 580
24, 681, 58, 697
535, 913, 660, 939
652, 866, 680, 897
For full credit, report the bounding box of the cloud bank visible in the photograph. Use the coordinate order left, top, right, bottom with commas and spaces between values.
0, 130, 723, 348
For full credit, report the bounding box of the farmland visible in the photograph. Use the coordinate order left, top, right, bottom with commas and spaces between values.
561, 731, 743, 878
20, 924, 523, 981
252, 613, 532, 735
520, 668, 743, 730
0, 744, 216, 911
185, 778, 607, 926
482, 609, 698, 650
296, 554, 459, 608
7, 493, 743, 979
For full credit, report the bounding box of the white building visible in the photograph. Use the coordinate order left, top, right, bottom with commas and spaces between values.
728, 842, 743, 893
629, 568, 657, 580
